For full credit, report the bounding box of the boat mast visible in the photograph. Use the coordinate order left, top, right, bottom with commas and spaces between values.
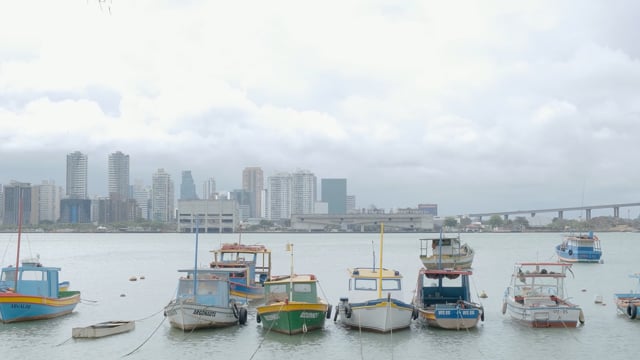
287, 243, 294, 301
14, 193, 23, 291
378, 223, 384, 299
193, 219, 200, 299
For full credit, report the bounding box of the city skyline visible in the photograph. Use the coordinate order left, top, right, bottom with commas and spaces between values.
2, 2, 640, 219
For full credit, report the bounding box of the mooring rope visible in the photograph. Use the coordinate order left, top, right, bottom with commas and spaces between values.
122, 316, 166, 357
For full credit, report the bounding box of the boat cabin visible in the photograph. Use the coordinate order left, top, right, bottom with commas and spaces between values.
210, 243, 271, 285
420, 237, 466, 257
264, 275, 319, 303
0, 263, 61, 298
175, 268, 234, 306
416, 269, 472, 307
348, 268, 402, 292
510, 263, 568, 299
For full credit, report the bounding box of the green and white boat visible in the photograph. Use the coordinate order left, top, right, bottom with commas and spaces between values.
256, 244, 331, 335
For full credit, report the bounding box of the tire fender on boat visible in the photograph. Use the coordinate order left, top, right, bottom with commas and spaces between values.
256, 314, 261, 323
345, 305, 352, 319
480, 310, 485, 322
627, 304, 637, 320
326, 304, 333, 319
412, 307, 419, 320
501, 302, 507, 315
238, 307, 248, 325
232, 303, 239, 319
579, 309, 585, 324
568, 249, 573, 256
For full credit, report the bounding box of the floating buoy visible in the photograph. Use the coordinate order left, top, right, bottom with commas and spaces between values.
139, 276, 145, 280
129, 276, 137, 281
120, 293, 126, 297
594, 295, 603, 304
581, 288, 587, 292
479, 290, 488, 299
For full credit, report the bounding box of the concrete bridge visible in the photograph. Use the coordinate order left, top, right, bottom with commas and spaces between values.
463, 202, 640, 221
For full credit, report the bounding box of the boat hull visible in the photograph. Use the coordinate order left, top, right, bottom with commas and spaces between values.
0, 292, 80, 323
72, 321, 135, 338
257, 301, 328, 335
229, 282, 265, 301
613, 294, 640, 320
164, 301, 240, 331
416, 303, 481, 330
505, 299, 583, 328
555, 245, 602, 263
420, 254, 474, 270
337, 298, 414, 333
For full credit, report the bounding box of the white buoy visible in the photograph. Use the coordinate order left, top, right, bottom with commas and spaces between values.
594, 295, 603, 304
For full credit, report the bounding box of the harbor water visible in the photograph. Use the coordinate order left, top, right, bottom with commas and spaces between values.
1, 231, 638, 359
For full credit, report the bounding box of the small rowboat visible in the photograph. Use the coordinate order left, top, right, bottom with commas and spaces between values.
72, 320, 135, 338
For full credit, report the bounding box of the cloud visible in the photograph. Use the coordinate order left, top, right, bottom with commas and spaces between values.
1, 0, 640, 217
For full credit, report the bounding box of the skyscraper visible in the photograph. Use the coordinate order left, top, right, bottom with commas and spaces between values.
37, 180, 61, 223
108, 151, 130, 200
151, 168, 174, 223
242, 167, 264, 218
291, 170, 316, 215
66, 151, 88, 199
202, 177, 216, 200
321, 178, 347, 215
180, 170, 198, 200
267, 173, 291, 221
2, 181, 31, 225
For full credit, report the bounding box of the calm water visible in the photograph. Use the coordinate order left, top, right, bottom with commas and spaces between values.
1, 231, 638, 359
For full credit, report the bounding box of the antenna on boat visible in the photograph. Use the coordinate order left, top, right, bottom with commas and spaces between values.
378, 223, 384, 299
14, 191, 24, 291
287, 243, 294, 301
193, 219, 200, 299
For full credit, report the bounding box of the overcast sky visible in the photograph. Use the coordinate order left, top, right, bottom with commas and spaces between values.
1, 1, 639, 220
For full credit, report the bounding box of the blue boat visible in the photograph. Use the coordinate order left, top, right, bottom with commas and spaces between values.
614, 273, 640, 320
412, 268, 484, 329
555, 231, 602, 263
0, 258, 80, 323
0, 198, 80, 323
209, 243, 272, 302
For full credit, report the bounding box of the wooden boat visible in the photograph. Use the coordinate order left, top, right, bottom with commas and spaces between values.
502, 262, 584, 328
613, 273, 640, 320
412, 268, 484, 329
419, 235, 474, 269
164, 224, 247, 331
555, 232, 602, 263
335, 224, 416, 332
256, 244, 331, 335
72, 321, 135, 338
0, 197, 80, 323
210, 242, 272, 302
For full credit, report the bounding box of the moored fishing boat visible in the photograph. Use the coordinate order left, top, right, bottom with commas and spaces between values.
210, 242, 272, 302
412, 268, 484, 329
0, 197, 80, 323
256, 244, 331, 335
555, 231, 602, 263
164, 223, 247, 331
613, 273, 640, 320
419, 235, 474, 269
335, 224, 416, 332
502, 262, 584, 328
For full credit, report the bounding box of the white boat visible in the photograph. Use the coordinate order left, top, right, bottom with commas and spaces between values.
72, 321, 135, 338
419, 235, 474, 269
164, 223, 247, 331
502, 262, 584, 328
335, 224, 416, 333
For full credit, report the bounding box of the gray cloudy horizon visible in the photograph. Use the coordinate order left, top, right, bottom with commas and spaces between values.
1, 1, 640, 220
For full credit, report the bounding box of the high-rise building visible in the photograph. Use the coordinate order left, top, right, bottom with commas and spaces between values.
321, 178, 347, 215
242, 167, 263, 218
202, 177, 216, 200
37, 180, 61, 223
180, 170, 198, 200
66, 151, 88, 199
267, 173, 291, 221
2, 181, 32, 225
151, 168, 174, 223
346, 195, 356, 214
132, 179, 151, 220
291, 170, 316, 215
108, 151, 130, 200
